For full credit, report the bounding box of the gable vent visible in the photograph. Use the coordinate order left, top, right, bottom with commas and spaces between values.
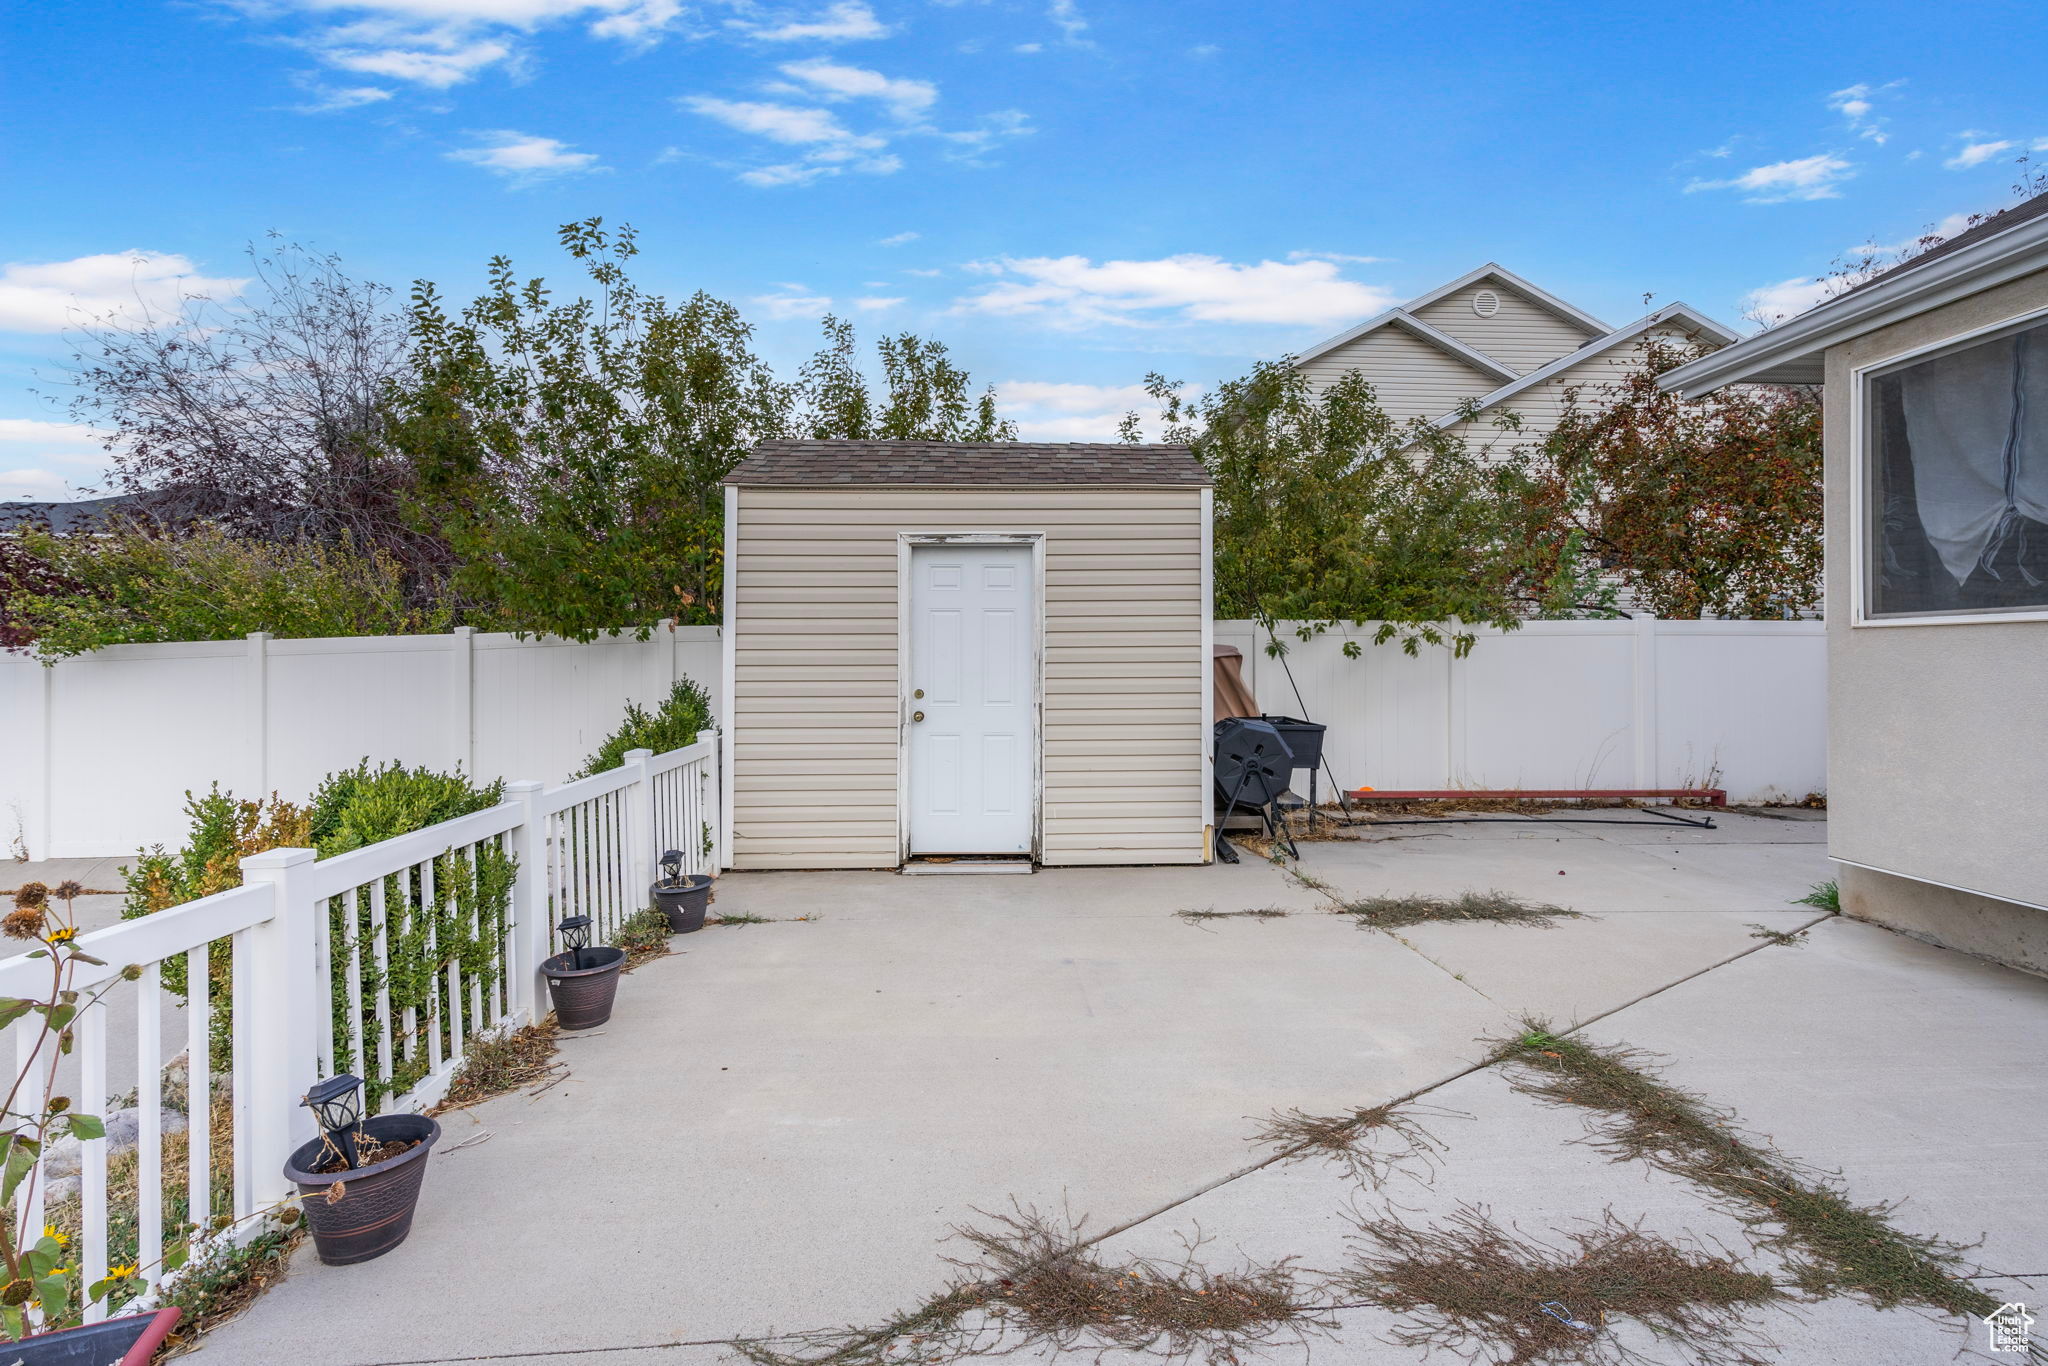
1471, 289, 1501, 318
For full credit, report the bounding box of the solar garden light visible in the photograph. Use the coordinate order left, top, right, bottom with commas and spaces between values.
304, 1072, 366, 1169
659, 848, 685, 887
559, 913, 593, 971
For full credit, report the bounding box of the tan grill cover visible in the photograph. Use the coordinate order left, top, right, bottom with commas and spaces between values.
1212, 644, 1259, 722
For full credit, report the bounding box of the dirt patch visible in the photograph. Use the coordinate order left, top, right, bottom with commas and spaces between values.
1493, 1026, 2001, 1320
1338, 1204, 1779, 1366
1341, 891, 1581, 930
733, 1204, 1330, 1365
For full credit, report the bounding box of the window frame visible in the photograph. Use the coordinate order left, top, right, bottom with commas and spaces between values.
1850, 302, 2048, 628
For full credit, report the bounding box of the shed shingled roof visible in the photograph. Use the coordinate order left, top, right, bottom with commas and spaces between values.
724, 440, 1209, 487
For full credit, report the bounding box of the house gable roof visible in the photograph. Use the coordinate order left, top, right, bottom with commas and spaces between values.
1660, 190, 2048, 395
724, 440, 1209, 488
1294, 308, 1521, 383
1295, 264, 1611, 379
1420, 302, 1740, 433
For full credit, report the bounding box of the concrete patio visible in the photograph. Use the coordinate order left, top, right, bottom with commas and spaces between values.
183, 808, 2047, 1365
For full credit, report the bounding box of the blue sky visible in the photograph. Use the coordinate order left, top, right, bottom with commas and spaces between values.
3, 0, 2044, 500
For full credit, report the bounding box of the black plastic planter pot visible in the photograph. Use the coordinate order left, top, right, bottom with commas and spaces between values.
8, 1307, 181, 1364
544, 945, 626, 1029
650, 875, 713, 933
284, 1114, 442, 1266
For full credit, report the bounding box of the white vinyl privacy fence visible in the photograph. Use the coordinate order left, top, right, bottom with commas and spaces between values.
1215, 618, 1827, 805
0, 736, 719, 1323
2, 625, 721, 859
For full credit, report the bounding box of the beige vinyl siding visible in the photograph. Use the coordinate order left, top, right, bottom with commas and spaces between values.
1411, 286, 1600, 375
1295, 326, 1500, 421
730, 485, 1207, 870
1440, 325, 1697, 456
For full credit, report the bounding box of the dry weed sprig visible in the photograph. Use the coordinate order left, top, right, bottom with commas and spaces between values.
733, 1204, 1331, 1366
1250, 1102, 1459, 1190
1341, 891, 1581, 930
1338, 1203, 1780, 1366
1493, 1025, 2004, 1322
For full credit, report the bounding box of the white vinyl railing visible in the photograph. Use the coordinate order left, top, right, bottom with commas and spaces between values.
0, 733, 720, 1324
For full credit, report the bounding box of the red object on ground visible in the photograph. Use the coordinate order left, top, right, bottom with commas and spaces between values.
1343, 787, 1728, 808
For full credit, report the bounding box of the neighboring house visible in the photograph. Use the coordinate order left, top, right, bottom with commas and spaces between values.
720, 440, 1213, 871
1294, 264, 1738, 450
1661, 191, 2048, 975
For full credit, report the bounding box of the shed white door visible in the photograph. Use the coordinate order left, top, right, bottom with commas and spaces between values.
908, 545, 1036, 855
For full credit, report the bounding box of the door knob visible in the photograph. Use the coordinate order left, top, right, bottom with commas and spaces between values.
914, 688, 925, 699
912, 710, 925, 722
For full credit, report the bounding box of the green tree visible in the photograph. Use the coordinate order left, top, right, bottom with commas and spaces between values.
392, 219, 792, 640
1513, 338, 1823, 619
1132, 364, 1538, 656
798, 317, 1016, 441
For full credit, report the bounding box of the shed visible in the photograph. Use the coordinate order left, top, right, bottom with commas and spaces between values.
720, 440, 1214, 870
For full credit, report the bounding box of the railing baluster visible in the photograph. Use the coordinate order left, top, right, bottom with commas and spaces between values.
186, 944, 212, 1245
446, 846, 465, 1066
345, 889, 365, 1086
313, 890, 334, 1080
466, 842, 486, 1033
372, 876, 393, 1112
137, 961, 163, 1290
400, 867, 418, 1067
79, 1001, 108, 1322
229, 927, 253, 1221
423, 856, 442, 1078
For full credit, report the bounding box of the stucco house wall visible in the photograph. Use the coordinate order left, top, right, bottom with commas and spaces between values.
1822, 268, 2048, 949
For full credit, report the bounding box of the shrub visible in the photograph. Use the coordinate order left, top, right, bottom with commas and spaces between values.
575, 677, 715, 778
10, 522, 451, 660
124, 762, 513, 1102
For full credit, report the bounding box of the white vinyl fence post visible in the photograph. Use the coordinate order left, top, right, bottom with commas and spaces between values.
714, 727, 730, 872
246, 632, 271, 798
505, 781, 548, 1024
237, 847, 320, 1216
623, 747, 655, 901
1632, 614, 1660, 788
451, 626, 476, 776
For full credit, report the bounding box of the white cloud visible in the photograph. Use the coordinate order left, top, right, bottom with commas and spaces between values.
447, 130, 605, 181
1685, 153, 1854, 203
1013, 42, 1041, 54
877, 231, 920, 246
956, 254, 1397, 329
321, 32, 514, 87
1946, 136, 2017, 169
997, 379, 1200, 442
1741, 276, 1841, 327
0, 251, 246, 333
902, 266, 943, 277
999, 380, 1156, 413
735, 2, 888, 42
295, 83, 395, 112
686, 97, 867, 145
753, 286, 834, 318
852, 295, 902, 310
1287, 249, 1386, 265
258, 2, 689, 90
0, 419, 114, 502
776, 58, 935, 117
1047, 0, 1087, 43
1828, 81, 1901, 144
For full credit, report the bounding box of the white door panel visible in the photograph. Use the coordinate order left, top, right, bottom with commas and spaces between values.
909, 546, 1035, 854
